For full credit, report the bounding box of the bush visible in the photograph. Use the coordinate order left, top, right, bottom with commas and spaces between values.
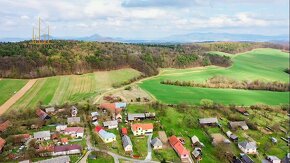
200, 99, 214, 109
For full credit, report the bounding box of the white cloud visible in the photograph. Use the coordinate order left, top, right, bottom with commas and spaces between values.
0, 0, 288, 38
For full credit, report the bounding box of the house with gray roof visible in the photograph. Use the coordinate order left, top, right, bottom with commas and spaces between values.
191, 135, 205, 147
238, 141, 257, 154
122, 135, 133, 152
128, 113, 145, 121
229, 121, 249, 130
91, 112, 99, 117
103, 120, 118, 129
240, 153, 254, 163
45, 107, 55, 113
199, 117, 218, 126
67, 117, 80, 125
151, 137, 163, 150
282, 153, 290, 163
71, 106, 78, 117
34, 131, 51, 141
98, 129, 116, 143
36, 156, 70, 163
265, 155, 281, 163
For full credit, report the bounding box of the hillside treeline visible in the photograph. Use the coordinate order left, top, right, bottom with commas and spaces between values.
161, 76, 290, 92
0, 41, 284, 78
199, 42, 288, 54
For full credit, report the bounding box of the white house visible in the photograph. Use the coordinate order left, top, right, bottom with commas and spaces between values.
34, 131, 51, 141
67, 117, 80, 125
151, 137, 163, 150
131, 123, 153, 136
37, 156, 70, 163
266, 155, 281, 163
64, 127, 84, 138
56, 125, 67, 132
91, 111, 99, 117
122, 135, 133, 152
103, 120, 118, 129
95, 126, 116, 143
71, 106, 78, 117
52, 144, 82, 156
45, 107, 55, 113
238, 141, 257, 154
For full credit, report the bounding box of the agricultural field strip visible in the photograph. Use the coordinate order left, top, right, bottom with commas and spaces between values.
8, 68, 141, 110
0, 79, 37, 115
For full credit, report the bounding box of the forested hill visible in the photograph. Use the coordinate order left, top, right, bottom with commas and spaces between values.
0, 41, 287, 79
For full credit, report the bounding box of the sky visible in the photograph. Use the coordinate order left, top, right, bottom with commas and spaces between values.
0, 0, 289, 39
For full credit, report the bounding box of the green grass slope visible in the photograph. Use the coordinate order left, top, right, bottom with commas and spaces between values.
140, 48, 289, 105
0, 79, 28, 105
10, 68, 141, 110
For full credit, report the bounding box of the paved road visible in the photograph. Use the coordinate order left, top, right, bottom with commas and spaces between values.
79, 133, 158, 163
145, 134, 153, 161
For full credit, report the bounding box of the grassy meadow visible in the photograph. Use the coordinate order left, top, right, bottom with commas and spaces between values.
9, 68, 141, 110
0, 79, 28, 105
139, 48, 290, 105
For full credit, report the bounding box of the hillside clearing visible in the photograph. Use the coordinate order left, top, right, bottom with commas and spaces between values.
139, 48, 290, 105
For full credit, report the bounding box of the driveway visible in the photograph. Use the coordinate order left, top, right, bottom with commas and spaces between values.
145, 134, 153, 161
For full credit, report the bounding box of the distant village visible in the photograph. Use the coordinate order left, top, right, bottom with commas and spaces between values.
0, 100, 289, 163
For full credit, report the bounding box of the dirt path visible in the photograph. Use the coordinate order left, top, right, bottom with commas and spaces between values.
0, 79, 37, 115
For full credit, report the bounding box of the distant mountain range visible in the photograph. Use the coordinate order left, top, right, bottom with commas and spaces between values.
0, 32, 288, 43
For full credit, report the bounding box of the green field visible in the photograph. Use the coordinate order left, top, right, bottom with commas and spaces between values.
0, 79, 28, 105
139, 48, 290, 105
10, 68, 141, 110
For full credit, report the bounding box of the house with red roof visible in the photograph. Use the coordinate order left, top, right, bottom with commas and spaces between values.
0, 137, 5, 153
36, 109, 50, 120
169, 135, 190, 159
131, 123, 153, 136
12, 134, 31, 144
122, 128, 128, 135
0, 120, 10, 132
64, 127, 84, 138
61, 138, 69, 145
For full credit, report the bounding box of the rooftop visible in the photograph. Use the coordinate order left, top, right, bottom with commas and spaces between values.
131, 123, 153, 131
103, 120, 118, 127
33, 131, 50, 139
199, 117, 218, 124
128, 113, 145, 121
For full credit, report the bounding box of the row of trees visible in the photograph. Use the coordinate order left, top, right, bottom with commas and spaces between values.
0, 41, 282, 78
161, 76, 290, 92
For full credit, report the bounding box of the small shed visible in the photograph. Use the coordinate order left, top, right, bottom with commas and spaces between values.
151, 137, 163, 150
103, 120, 118, 129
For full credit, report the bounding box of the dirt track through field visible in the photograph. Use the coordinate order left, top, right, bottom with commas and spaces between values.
0, 79, 37, 115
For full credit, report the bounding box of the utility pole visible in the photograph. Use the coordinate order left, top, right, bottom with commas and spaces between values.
31, 17, 51, 44
32, 27, 34, 43
48, 25, 50, 43
38, 17, 41, 43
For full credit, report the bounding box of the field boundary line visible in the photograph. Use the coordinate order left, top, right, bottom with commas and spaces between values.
0, 79, 37, 115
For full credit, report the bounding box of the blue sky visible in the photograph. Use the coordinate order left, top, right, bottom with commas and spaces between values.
0, 0, 289, 39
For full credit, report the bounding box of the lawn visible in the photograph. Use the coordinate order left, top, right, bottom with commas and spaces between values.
9, 68, 141, 110
0, 79, 27, 105
139, 48, 290, 106
87, 152, 114, 163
